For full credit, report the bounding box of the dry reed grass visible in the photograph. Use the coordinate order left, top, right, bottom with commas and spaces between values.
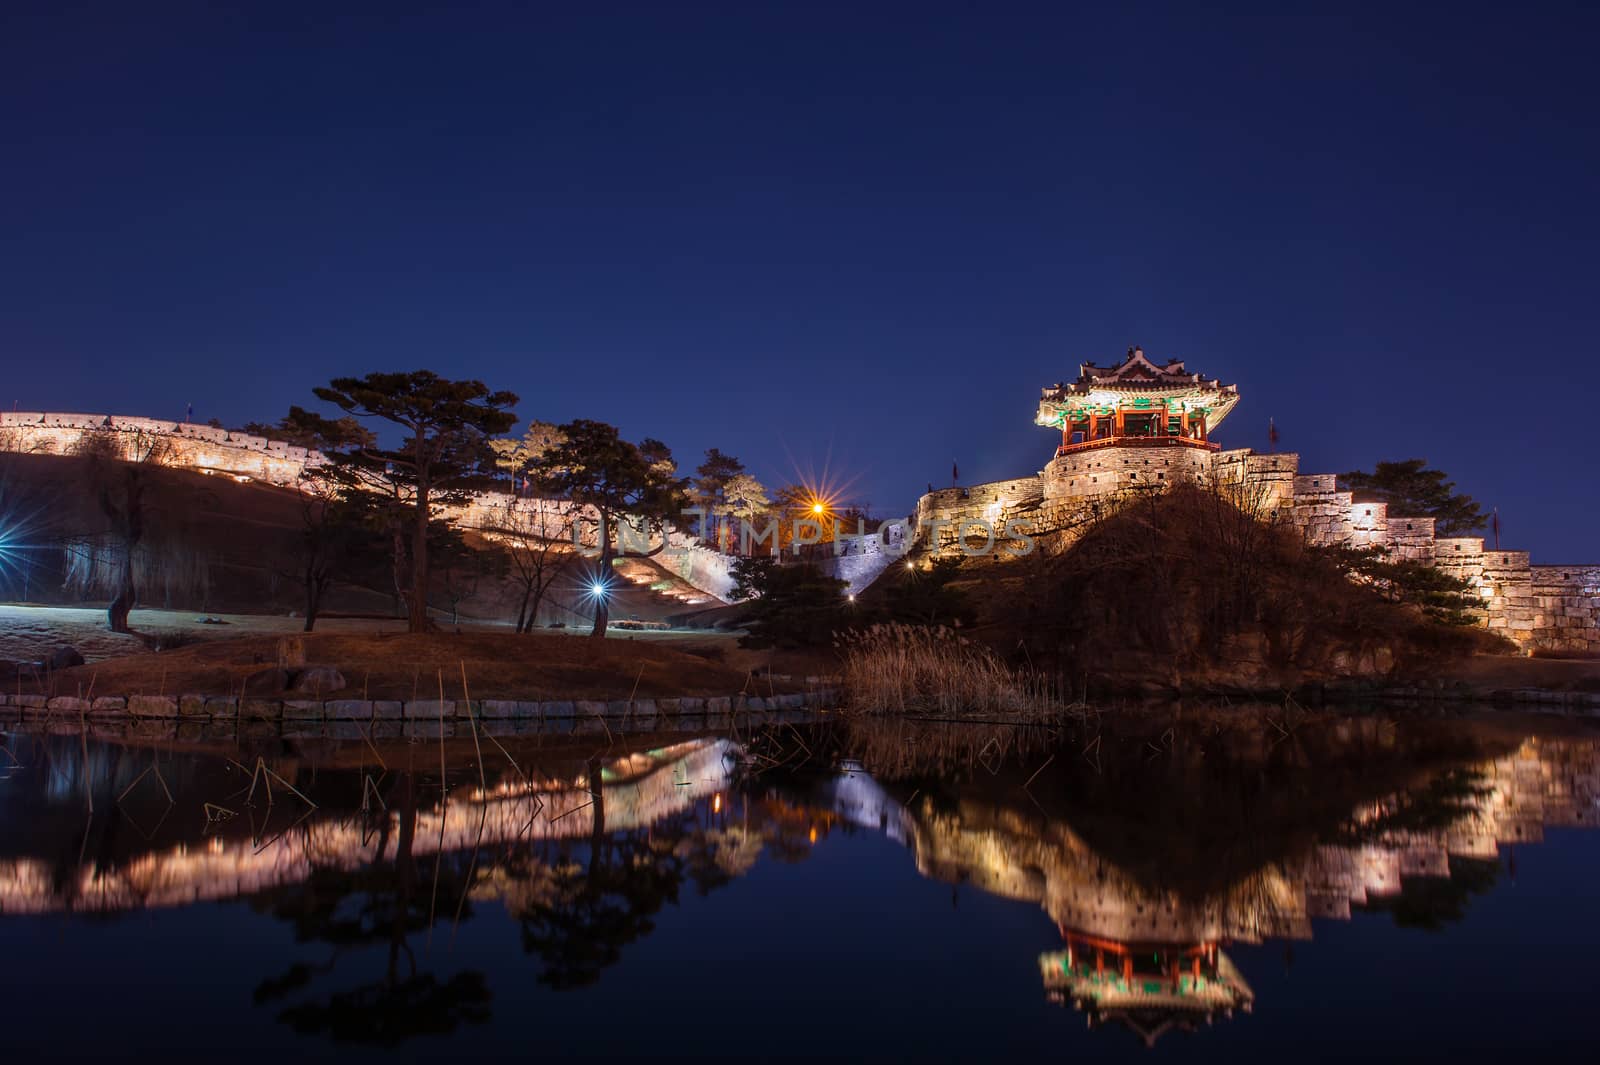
838, 623, 1078, 718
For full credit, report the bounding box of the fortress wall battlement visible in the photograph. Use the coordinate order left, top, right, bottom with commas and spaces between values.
911, 442, 1600, 655
0, 412, 320, 487
0, 414, 745, 603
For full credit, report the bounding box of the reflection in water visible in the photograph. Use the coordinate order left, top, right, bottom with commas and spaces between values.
2, 716, 1598, 1049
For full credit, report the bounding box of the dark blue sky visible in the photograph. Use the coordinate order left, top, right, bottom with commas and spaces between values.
4, 3, 1596, 559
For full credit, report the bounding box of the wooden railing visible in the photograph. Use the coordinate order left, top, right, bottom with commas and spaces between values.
1055, 435, 1221, 457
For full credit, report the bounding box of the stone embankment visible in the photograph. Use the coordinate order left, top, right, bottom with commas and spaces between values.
0, 686, 839, 732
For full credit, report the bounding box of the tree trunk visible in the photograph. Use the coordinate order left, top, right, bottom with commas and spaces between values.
304, 568, 325, 633
108, 588, 133, 633
587, 757, 606, 849
589, 514, 611, 639
409, 483, 430, 633
107, 548, 135, 633
528, 581, 551, 634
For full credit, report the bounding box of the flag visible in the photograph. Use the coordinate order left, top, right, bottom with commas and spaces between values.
185, 402, 193, 423
1268, 417, 1279, 451
1492, 507, 1501, 550
952, 460, 959, 484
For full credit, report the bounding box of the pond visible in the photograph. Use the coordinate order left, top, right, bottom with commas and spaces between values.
2, 708, 1598, 1060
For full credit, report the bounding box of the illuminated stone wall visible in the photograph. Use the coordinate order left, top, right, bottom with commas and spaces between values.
905, 735, 1600, 947
910, 440, 1600, 654
0, 411, 321, 486
0, 738, 738, 915
0, 412, 741, 603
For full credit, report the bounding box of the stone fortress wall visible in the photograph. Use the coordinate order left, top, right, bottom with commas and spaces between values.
913, 444, 1600, 655
906, 731, 1600, 947
0, 410, 320, 486
0, 411, 742, 604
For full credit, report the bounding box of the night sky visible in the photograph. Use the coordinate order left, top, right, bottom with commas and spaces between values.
4, 3, 1596, 559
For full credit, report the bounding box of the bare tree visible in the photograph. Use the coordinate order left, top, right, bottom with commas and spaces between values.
480, 497, 580, 632
70, 429, 174, 633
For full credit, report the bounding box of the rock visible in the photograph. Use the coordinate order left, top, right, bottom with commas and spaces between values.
46, 645, 85, 670
91, 696, 127, 713
291, 667, 346, 694
404, 700, 454, 720
243, 667, 291, 695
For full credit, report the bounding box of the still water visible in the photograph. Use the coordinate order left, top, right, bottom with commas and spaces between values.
2, 710, 1598, 1060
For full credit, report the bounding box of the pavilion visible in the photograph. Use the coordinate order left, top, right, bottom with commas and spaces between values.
1038, 925, 1255, 1047
1036, 346, 1240, 457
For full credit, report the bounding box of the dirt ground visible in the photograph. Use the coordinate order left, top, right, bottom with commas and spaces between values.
32, 631, 798, 701
0, 603, 839, 700
1443, 654, 1600, 692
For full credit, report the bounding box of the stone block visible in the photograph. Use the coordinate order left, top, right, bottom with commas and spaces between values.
542, 700, 575, 718
325, 700, 373, 719
538, 713, 575, 734
282, 700, 324, 720
127, 695, 178, 717
14, 694, 47, 709
47, 696, 92, 713
179, 694, 209, 717
91, 696, 128, 714
575, 700, 608, 719
480, 699, 521, 719
239, 699, 282, 721
372, 700, 404, 720
205, 697, 238, 718
410, 720, 455, 739
404, 700, 455, 720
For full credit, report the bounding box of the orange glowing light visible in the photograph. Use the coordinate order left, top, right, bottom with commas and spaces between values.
713, 793, 723, 813
808, 826, 818, 845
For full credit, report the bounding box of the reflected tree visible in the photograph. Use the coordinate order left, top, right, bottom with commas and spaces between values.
248, 776, 493, 1046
